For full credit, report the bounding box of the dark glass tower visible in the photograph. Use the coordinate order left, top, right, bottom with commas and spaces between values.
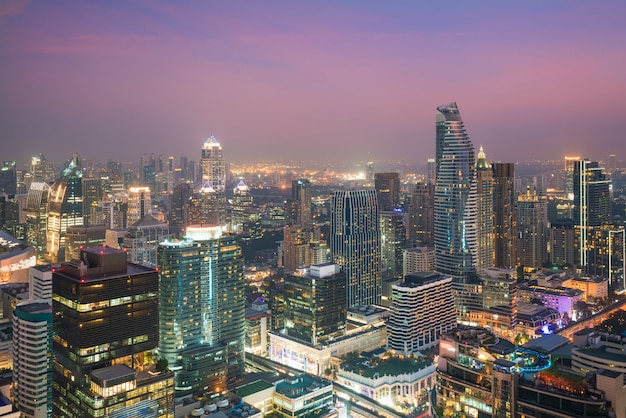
433, 102, 477, 278
493, 162, 517, 269
52, 247, 174, 418
331, 189, 381, 307
375, 172, 400, 212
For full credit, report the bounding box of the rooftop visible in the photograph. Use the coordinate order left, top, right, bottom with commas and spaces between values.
275, 374, 330, 399
341, 355, 432, 378
234, 380, 274, 397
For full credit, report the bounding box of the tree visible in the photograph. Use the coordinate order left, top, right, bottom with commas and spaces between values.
156, 358, 169, 373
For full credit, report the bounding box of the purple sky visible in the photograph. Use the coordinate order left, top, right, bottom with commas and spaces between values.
1, 1, 626, 167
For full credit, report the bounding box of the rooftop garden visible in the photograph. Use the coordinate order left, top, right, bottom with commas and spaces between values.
341, 353, 432, 378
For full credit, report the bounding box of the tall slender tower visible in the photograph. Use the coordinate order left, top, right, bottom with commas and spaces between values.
433, 102, 478, 278
374, 172, 400, 212
475, 146, 494, 273
407, 182, 434, 245
331, 189, 381, 307
493, 163, 518, 269
201, 135, 225, 189
573, 160, 611, 274
47, 153, 83, 263
200, 136, 227, 225
517, 187, 548, 269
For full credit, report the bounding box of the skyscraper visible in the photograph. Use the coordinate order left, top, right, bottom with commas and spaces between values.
407, 181, 434, 246
433, 102, 478, 278
231, 179, 254, 233
158, 225, 244, 395
380, 210, 405, 279
475, 146, 494, 273
52, 247, 174, 418
374, 172, 400, 212
25, 181, 50, 262
331, 189, 381, 307
517, 188, 548, 269
285, 179, 312, 229
127, 186, 152, 226
47, 153, 83, 263
493, 162, 518, 269
12, 301, 52, 418
201, 135, 225, 189
573, 160, 611, 274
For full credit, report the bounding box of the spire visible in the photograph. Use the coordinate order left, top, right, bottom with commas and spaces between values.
203, 134, 220, 148
476, 146, 490, 170
199, 181, 215, 193
234, 179, 248, 192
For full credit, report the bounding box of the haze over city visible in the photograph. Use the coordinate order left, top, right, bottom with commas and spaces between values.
2, 0, 626, 165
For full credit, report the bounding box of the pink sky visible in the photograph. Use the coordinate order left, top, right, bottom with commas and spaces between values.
1, 1, 625, 167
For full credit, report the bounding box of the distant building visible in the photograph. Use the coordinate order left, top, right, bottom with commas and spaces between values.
245, 298, 271, 356
379, 210, 405, 279
123, 214, 169, 268
127, 186, 152, 227
374, 172, 400, 212
403, 246, 435, 276
407, 182, 434, 246
0, 231, 36, 284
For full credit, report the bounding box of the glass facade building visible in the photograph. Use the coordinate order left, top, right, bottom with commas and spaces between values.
434, 102, 478, 279
331, 189, 381, 307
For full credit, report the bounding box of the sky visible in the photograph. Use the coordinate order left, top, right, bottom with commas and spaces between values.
1, 1, 626, 168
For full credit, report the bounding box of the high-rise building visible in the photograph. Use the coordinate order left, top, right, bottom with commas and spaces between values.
25, 181, 50, 261
64, 224, 106, 262
517, 188, 548, 270
374, 172, 400, 212
282, 226, 310, 271
475, 146, 494, 273
573, 160, 611, 274
12, 301, 52, 418
549, 219, 576, 267
52, 247, 174, 418
380, 210, 405, 279
123, 214, 169, 268
285, 179, 312, 229
0, 161, 16, 195
331, 189, 381, 307
187, 182, 224, 226
387, 272, 455, 354
493, 162, 518, 269
231, 179, 254, 233
283, 263, 347, 346
169, 182, 192, 237
81, 177, 102, 226
158, 225, 244, 395
433, 102, 477, 278
201, 135, 226, 189
47, 153, 83, 263
427, 158, 436, 184
564, 155, 581, 198
366, 161, 374, 185
127, 186, 152, 226
407, 182, 434, 245
29, 154, 55, 184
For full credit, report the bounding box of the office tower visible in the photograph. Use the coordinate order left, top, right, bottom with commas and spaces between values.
231, 179, 253, 233
47, 153, 83, 263
517, 188, 548, 270
573, 160, 612, 275
29, 154, 55, 184
169, 182, 192, 236
282, 226, 310, 271
64, 225, 106, 262
309, 240, 329, 265
387, 272, 455, 353
380, 210, 405, 279
52, 247, 174, 418
375, 172, 400, 212
201, 135, 226, 189
549, 219, 576, 267
0, 193, 24, 240
283, 263, 347, 345
91, 198, 125, 229
407, 181, 434, 245
481, 271, 517, 329
493, 162, 518, 269
366, 161, 374, 185
127, 186, 152, 226
331, 189, 381, 307
433, 102, 478, 278
81, 177, 102, 226
187, 182, 224, 226
607, 154, 617, 173
24, 182, 50, 261
564, 155, 581, 197
475, 146, 494, 273
12, 301, 52, 418
285, 179, 312, 229
158, 225, 244, 395
0, 161, 16, 195
124, 214, 169, 268
427, 158, 436, 184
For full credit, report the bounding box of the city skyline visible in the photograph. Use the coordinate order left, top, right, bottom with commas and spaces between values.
2, 1, 626, 165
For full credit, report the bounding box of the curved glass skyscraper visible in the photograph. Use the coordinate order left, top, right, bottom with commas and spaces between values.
434, 103, 477, 278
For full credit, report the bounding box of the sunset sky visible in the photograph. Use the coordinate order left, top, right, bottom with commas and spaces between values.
1, 1, 625, 167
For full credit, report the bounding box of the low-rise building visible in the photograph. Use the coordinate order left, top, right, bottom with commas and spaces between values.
518, 285, 582, 319
273, 375, 335, 418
